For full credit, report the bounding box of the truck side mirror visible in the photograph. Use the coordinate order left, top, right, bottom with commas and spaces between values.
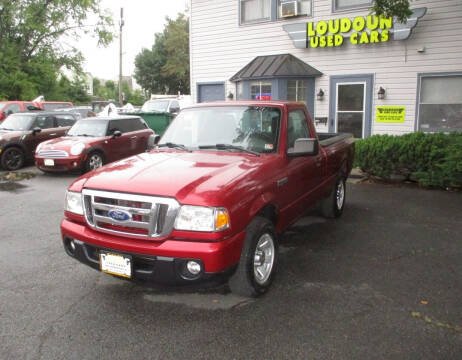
287, 138, 319, 157
146, 134, 160, 150
32, 127, 42, 135
111, 130, 122, 139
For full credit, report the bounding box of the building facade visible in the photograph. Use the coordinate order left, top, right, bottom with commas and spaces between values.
189, 0, 462, 137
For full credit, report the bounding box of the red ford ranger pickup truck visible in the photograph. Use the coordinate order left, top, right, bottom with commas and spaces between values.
61, 101, 355, 297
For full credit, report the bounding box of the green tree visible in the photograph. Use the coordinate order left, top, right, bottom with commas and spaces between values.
373, 0, 412, 23
0, 0, 113, 100
134, 13, 189, 95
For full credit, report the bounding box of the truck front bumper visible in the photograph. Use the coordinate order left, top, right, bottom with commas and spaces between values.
61, 219, 245, 286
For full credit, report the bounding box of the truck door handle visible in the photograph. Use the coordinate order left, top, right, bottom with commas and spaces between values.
131, 136, 137, 139
50, 133, 56, 136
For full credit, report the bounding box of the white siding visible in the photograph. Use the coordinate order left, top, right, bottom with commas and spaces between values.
190, 0, 462, 135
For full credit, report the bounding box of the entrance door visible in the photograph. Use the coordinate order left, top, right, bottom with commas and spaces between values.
329, 75, 373, 138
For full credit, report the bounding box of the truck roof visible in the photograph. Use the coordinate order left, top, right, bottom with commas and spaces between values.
184, 100, 303, 109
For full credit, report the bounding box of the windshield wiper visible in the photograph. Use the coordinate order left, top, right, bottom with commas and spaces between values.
0, 127, 14, 131
199, 144, 260, 157
157, 142, 192, 152
75, 134, 93, 137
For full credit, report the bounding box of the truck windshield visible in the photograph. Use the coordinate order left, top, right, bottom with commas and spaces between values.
0, 115, 34, 131
141, 100, 169, 113
161, 106, 281, 154
67, 120, 108, 137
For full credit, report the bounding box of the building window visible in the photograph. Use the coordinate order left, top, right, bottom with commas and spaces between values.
278, 0, 312, 18
287, 80, 307, 104
250, 81, 272, 100
418, 75, 462, 132
333, 0, 372, 12
240, 0, 271, 24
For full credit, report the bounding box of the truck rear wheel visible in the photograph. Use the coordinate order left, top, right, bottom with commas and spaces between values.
321, 177, 346, 218
229, 217, 278, 297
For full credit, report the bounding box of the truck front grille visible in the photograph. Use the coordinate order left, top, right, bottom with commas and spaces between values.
37, 150, 69, 158
82, 189, 180, 239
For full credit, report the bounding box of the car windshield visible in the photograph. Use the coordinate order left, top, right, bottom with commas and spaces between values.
160, 106, 281, 154
141, 100, 169, 113
67, 120, 108, 137
0, 114, 34, 131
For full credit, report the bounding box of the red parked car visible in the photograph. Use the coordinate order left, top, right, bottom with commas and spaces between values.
0, 101, 73, 122
61, 101, 355, 297
35, 116, 154, 173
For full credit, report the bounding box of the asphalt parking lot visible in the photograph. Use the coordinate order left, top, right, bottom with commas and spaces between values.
1, 166, 461, 360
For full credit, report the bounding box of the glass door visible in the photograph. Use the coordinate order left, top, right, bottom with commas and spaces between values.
335, 82, 366, 138
329, 74, 373, 138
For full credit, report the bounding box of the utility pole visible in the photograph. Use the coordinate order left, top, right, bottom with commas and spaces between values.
118, 7, 124, 106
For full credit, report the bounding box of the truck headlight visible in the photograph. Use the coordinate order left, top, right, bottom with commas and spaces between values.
174, 206, 230, 232
65, 191, 84, 215
70, 142, 85, 156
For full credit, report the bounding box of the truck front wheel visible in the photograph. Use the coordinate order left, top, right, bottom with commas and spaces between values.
229, 217, 278, 297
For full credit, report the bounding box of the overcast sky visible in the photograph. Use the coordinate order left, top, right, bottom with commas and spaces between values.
77, 0, 188, 81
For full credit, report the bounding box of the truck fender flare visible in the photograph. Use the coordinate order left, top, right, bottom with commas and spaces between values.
249, 193, 279, 226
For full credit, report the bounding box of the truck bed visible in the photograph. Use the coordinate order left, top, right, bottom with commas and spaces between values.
318, 133, 353, 147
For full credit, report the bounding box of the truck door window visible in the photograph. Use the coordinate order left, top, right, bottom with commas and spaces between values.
4, 104, 21, 114
287, 110, 310, 151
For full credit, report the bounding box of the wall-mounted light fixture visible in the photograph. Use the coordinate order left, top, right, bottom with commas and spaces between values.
227, 92, 234, 100
377, 87, 386, 100
317, 89, 324, 101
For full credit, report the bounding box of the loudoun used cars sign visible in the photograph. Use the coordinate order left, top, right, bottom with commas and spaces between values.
283, 8, 426, 49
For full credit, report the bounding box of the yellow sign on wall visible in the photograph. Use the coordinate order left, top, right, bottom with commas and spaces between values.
307, 15, 392, 48
376, 106, 406, 123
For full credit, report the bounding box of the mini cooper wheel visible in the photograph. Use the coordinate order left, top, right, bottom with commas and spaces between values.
84, 152, 104, 172
1, 147, 25, 171
229, 217, 278, 297
321, 177, 346, 218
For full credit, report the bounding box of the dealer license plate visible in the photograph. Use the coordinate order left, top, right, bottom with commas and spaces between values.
99, 252, 132, 278
44, 159, 54, 166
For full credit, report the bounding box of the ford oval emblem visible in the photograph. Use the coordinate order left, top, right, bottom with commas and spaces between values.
108, 209, 131, 222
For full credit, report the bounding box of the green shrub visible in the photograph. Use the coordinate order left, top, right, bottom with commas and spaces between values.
354, 132, 462, 189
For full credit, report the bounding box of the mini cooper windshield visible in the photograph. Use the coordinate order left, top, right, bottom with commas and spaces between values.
67, 120, 108, 137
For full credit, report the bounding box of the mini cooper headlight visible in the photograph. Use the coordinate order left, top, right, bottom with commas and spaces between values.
65, 191, 84, 215
174, 206, 230, 232
70, 142, 85, 156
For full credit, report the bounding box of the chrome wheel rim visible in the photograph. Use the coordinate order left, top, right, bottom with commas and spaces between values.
89, 154, 103, 170
253, 233, 275, 285
336, 181, 345, 210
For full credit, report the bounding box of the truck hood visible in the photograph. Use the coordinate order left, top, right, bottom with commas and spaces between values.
40, 136, 105, 150
78, 150, 269, 205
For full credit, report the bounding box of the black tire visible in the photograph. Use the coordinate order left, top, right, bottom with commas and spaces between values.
229, 217, 278, 297
84, 152, 104, 173
1, 147, 25, 171
320, 177, 346, 218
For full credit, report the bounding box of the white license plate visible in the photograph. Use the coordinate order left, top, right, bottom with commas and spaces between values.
44, 159, 54, 166
99, 252, 132, 278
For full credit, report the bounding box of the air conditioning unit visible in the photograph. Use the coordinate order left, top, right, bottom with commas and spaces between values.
280, 1, 298, 18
